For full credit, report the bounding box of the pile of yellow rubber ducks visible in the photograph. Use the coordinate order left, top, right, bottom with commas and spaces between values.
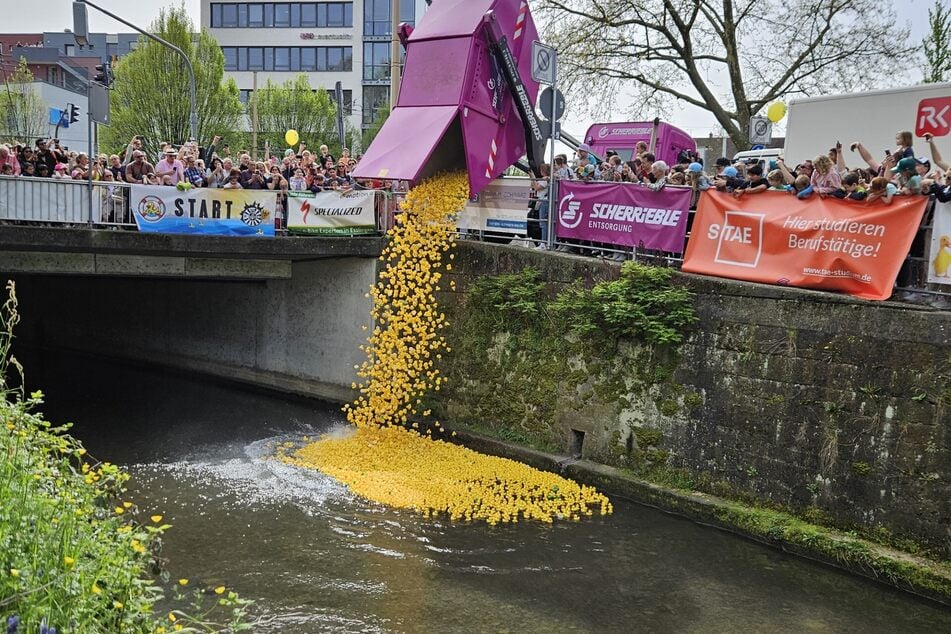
280, 172, 612, 524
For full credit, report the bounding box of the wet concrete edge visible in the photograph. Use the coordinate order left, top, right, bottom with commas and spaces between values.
450, 429, 951, 608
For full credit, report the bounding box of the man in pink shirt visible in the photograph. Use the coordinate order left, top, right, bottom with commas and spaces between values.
155, 147, 184, 185
0, 145, 21, 176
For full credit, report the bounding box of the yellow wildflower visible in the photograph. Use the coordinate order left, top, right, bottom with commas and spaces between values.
114, 506, 125, 515
151, 515, 163, 523
92, 583, 101, 594
214, 585, 226, 595
64, 556, 75, 566
178, 578, 189, 586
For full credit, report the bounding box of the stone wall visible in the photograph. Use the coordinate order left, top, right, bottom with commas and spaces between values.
437, 242, 951, 558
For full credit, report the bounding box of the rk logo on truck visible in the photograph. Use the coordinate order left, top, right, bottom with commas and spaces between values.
916, 97, 951, 137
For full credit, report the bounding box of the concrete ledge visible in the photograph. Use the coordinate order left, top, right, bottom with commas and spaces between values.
0, 252, 292, 279
450, 429, 951, 607
0, 225, 384, 261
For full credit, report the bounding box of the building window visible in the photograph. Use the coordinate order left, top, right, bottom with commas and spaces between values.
239, 89, 254, 104
210, 3, 354, 28
222, 46, 353, 72
249, 3, 264, 27
364, 0, 415, 37
363, 42, 390, 81
324, 89, 353, 115
362, 85, 388, 126
64, 44, 75, 56
221, 3, 238, 27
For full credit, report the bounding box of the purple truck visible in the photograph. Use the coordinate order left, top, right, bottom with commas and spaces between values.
582, 120, 697, 167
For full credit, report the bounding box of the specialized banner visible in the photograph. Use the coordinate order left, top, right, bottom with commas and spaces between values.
928, 200, 951, 286
285, 189, 377, 235
131, 186, 276, 236
682, 191, 928, 300
555, 182, 692, 253
459, 178, 531, 235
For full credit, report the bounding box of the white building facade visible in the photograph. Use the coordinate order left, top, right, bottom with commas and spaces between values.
200, 0, 428, 139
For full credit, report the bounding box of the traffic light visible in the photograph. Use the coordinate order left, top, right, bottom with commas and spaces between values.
68, 103, 80, 125
94, 61, 112, 86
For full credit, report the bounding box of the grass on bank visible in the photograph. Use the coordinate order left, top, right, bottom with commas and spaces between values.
0, 281, 252, 632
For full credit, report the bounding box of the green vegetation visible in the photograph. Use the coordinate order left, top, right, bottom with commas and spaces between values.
252, 74, 353, 156
438, 265, 696, 458
102, 6, 243, 156
0, 282, 252, 632
550, 263, 697, 345
713, 503, 951, 599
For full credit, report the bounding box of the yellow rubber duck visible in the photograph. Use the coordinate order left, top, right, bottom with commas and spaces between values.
933, 235, 951, 278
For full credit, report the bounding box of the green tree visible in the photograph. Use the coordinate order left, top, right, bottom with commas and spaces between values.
0, 57, 47, 144
538, 0, 907, 151
102, 6, 242, 157
923, 3, 951, 84
251, 74, 341, 155
361, 103, 390, 150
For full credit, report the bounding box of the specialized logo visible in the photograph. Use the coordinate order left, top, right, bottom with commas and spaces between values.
558, 191, 583, 229
136, 196, 166, 222
709, 210, 765, 268
916, 97, 951, 137
241, 202, 269, 226
598, 126, 609, 139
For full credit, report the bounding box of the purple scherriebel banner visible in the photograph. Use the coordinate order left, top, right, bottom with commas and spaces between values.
555, 182, 692, 253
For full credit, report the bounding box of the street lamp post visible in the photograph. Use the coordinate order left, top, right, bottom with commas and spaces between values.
72, 0, 198, 141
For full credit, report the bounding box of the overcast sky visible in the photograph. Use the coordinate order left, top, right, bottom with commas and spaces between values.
3, 0, 938, 139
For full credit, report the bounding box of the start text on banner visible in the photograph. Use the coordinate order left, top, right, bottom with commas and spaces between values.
286, 189, 377, 235
682, 191, 928, 300
131, 186, 276, 236
555, 182, 692, 253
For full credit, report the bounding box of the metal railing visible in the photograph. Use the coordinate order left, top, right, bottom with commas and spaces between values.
1, 174, 947, 304
0, 175, 134, 228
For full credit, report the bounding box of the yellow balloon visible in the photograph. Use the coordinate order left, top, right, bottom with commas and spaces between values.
284, 129, 299, 146
767, 102, 787, 123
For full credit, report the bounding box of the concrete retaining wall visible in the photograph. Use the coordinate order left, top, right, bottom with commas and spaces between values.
436, 242, 951, 558
12, 258, 376, 402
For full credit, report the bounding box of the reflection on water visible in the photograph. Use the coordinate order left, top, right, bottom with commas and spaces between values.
25, 350, 951, 633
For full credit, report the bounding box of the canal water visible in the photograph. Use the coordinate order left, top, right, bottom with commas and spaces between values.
25, 351, 951, 633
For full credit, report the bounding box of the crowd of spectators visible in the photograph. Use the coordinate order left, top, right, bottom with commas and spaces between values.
527, 130, 949, 208
0, 135, 403, 225
0, 136, 372, 194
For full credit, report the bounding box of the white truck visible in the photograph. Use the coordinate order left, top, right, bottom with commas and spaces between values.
782, 82, 951, 166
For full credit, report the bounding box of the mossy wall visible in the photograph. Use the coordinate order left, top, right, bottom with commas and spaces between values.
437, 242, 951, 559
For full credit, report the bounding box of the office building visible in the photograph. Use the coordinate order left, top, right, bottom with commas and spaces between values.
201, 1, 429, 137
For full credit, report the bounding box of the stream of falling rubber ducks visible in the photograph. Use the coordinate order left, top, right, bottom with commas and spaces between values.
278, 172, 612, 525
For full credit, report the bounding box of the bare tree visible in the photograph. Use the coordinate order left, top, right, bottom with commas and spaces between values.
923, 2, 951, 84
538, 0, 907, 150
0, 57, 47, 144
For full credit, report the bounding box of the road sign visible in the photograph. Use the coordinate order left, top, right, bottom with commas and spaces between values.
538, 119, 560, 141
89, 83, 110, 126
749, 116, 772, 145
531, 40, 556, 86
539, 86, 566, 122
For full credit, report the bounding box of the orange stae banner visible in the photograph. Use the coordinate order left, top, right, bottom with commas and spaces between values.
682, 191, 928, 300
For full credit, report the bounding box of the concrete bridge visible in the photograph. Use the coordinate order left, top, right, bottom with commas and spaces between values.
2, 224, 382, 403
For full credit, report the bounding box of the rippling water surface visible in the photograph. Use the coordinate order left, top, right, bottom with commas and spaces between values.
28, 351, 951, 633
